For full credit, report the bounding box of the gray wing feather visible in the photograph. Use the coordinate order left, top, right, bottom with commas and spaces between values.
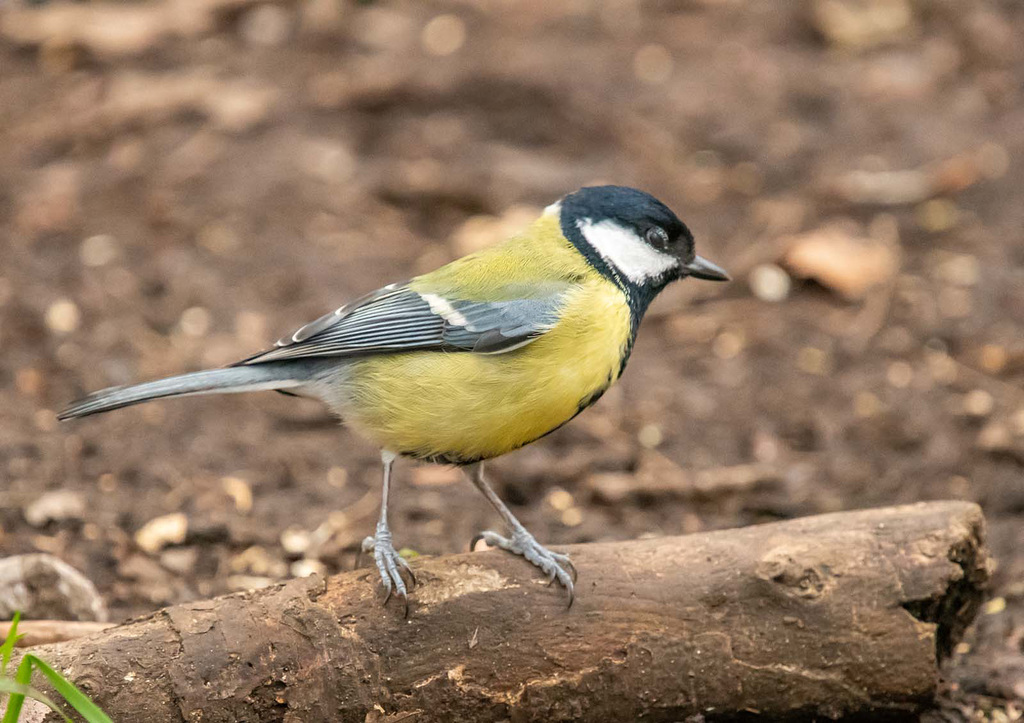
443, 298, 563, 352
279, 284, 415, 345
240, 282, 567, 364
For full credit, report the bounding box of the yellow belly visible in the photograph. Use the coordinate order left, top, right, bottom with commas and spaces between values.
338, 281, 632, 463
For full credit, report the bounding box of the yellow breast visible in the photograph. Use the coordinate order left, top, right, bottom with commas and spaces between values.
339, 280, 632, 463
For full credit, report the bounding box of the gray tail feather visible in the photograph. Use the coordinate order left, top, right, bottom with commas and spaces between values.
58, 364, 304, 420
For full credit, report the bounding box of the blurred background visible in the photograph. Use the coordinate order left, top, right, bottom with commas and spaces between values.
0, 0, 1021, 716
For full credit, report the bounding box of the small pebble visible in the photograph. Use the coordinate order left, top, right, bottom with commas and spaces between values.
853, 391, 881, 418
107, 137, 145, 175
231, 545, 287, 577
979, 345, 1008, 374
80, 235, 118, 267
934, 254, 980, 287
198, 221, 240, 255
15, 368, 44, 397
327, 467, 348, 488
583, 472, 633, 504
633, 44, 673, 85
17, 164, 82, 237
159, 547, 198, 575
832, 168, 929, 206
280, 527, 312, 556
34, 409, 57, 432
887, 361, 913, 388
179, 307, 212, 337
207, 86, 279, 134
240, 5, 294, 48
1010, 408, 1024, 435
227, 575, 276, 592
811, 0, 914, 51
354, 6, 415, 51
637, 424, 663, 449
561, 507, 584, 527
983, 597, 1006, 615
797, 347, 828, 375
45, 299, 81, 334
290, 559, 326, 578
24, 490, 86, 527
301, 0, 344, 34
421, 14, 466, 57
546, 488, 574, 512
135, 513, 188, 555
299, 138, 356, 185
221, 476, 253, 514
925, 350, 958, 385
962, 389, 994, 417
752, 431, 781, 463
748, 263, 792, 302
947, 475, 971, 497
713, 330, 745, 360
977, 423, 1010, 451
916, 199, 959, 233
933, 154, 981, 195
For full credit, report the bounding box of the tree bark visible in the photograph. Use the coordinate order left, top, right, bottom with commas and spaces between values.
21, 501, 990, 722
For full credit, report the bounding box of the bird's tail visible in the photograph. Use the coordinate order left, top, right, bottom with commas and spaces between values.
58, 364, 305, 420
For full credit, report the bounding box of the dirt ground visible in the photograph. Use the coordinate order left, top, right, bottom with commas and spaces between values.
0, 0, 1022, 719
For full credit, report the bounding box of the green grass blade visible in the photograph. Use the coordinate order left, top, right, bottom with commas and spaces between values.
0, 613, 23, 677
20, 656, 113, 723
0, 679, 71, 723
0, 656, 35, 723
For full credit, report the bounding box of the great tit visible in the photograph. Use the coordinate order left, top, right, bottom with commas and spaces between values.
59, 185, 729, 609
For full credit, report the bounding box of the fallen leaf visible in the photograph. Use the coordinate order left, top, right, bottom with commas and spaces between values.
783, 223, 898, 300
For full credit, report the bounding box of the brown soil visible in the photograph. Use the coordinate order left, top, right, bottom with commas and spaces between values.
0, 0, 1021, 719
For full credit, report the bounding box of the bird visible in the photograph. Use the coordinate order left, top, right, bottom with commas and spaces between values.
58, 185, 729, 611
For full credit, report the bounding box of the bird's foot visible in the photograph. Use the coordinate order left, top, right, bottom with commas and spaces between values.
475, 527, 577, 607
361, 523, 416, 614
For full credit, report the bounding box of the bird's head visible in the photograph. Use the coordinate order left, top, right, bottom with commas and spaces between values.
552, 185, 729, 293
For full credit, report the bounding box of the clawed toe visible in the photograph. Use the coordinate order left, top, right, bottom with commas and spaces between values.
363, 529, 415, 614
549, 550, 578, 583
476, 528, 576, 606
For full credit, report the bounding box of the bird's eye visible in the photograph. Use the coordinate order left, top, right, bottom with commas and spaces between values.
645, 227, 670, 249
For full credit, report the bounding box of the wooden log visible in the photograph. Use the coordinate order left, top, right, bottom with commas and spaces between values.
20, 501, 990, 722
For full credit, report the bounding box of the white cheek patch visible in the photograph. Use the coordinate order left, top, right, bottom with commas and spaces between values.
577, 218, 678, 283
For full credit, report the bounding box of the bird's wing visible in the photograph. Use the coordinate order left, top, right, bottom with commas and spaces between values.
238, 282, 570, 364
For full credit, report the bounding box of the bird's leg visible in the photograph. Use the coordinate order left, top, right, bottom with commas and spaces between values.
361, 450, 415, 611
466, 462, 576, 606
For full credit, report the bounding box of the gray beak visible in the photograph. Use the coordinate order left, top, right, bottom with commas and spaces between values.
683, 255, 730, 282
